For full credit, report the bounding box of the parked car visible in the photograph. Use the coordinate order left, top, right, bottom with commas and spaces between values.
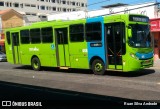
0, 51, 7, 62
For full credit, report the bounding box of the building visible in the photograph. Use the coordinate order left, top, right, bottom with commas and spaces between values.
48, 2, 157, 20
150, 18, 160, 60
0, 0, 87, 23
0, 9, 23, 52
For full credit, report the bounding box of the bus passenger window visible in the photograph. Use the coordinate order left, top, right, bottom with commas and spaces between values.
41, 27, 53, 43
85, 22, 101, 42
20, 30, 30, 44
30, 28, 41, 44
6, 31, 11, 45
69, 24, 84, 42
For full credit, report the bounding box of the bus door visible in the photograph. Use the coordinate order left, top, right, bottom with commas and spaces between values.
11, 32, 20, 64
105, 22, 125, 70
55, 28, 70, 67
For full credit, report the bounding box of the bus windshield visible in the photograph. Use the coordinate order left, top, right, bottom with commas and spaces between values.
128, 24, 151, 48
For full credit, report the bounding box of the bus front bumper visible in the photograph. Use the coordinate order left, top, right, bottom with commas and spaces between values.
123, 58, 153, 72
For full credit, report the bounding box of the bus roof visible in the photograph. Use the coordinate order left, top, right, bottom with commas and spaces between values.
5, 13, 148, 32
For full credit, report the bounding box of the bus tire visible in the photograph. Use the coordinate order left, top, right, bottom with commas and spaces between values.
91, 59, 105, 75
31, 57, 41, 71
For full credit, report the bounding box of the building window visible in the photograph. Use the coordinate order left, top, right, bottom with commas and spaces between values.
25, 4, 30, 7
31, 4, 36, 7
0, 2, 4, 6
76, 2, 79, 6
41, 27, 53, 43
67, 1, 69, 5
40, 6, 45, 10
20, 4, 23, 8
57, 0, 60, 4
52, 0, 55, 3
6, 2, 9, 7
30, 28, 41, 44
52, 7, 56, 11
26, 13, 31, 16
41, 16, 47, 18
85, 22, 102, 42
81, 3, 84, 7
63, 8, 66, 12
69, 24, 84, 42
10, 3, 12, 7
57, 7, 61, 11
72, 2, 75, 6
32, 13, 36, 16
39, 15, 47, 18
41, 0, 45, 1
62, 0, 66, 4
20, 30, 30, 44
14, 3, 19, 8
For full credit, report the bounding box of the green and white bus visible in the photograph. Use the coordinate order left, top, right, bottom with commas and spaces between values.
5, 14, 154, 75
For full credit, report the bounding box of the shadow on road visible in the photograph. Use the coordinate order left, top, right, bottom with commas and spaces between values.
0, 81, 159, 109
14, 65, 155, 77
105, 69, 155, 77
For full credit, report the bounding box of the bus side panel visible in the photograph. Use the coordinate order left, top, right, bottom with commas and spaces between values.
37, 44, 57, 67
5, 44, 14, 64
86, 17, 106, 67
20, 44, 34, 65
69, 42, 89, 69
20, 44, 57, 67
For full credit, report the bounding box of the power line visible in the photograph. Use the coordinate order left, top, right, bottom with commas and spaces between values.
87, 0, 110, 7
127, 0, 155, 5
98, 2, 160, 17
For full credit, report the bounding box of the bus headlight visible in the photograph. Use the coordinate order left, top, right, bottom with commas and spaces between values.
130, 53, 139, 60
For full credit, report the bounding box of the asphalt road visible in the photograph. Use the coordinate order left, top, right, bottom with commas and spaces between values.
0, 62, 160, 109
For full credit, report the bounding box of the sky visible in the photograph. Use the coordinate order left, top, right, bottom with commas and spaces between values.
87, 0, 159, 11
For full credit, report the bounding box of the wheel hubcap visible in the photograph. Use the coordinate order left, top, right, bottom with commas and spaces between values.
95, 63, 103, 72
34, 61, 38, 69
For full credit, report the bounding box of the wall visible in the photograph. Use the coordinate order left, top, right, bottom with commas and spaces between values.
0, 10, 23, 52
2, 11, 23, 30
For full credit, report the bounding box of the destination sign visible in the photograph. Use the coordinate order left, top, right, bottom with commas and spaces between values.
129, 15, 149, 23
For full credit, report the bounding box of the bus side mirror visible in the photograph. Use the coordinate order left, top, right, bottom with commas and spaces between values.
128, 29, 132, 38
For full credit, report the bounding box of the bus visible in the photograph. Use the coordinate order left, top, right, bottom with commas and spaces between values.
5, 14, 154, 75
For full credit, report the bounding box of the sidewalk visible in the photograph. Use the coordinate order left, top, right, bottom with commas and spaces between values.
152, 59, 160, 69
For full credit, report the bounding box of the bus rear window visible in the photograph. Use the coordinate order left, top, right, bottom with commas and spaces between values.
6, 31, 11, 45
20, 29, 30, 44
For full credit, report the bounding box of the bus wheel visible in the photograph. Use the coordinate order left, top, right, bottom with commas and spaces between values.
92, 59, 105, 75
31, 57, 41, 71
